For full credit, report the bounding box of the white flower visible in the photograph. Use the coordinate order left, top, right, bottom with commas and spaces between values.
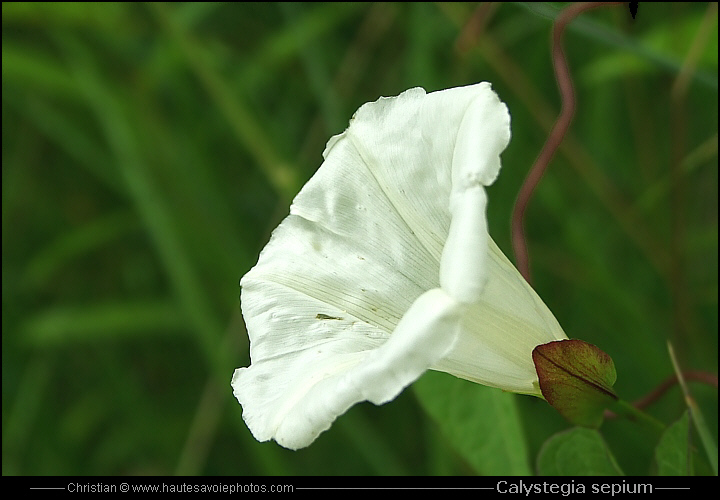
232, 83, 567, 450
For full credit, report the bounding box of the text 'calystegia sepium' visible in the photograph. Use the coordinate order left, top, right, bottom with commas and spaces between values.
232, 83, 568, 450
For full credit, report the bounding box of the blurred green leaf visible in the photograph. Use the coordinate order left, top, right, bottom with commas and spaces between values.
581, 12, 718, 87
519, 2, 718, 89
2, 44, 80, 98
414, 371, 531, 475
23, 210, 139, 289
23, 300, 187, 344
654, 411, 691, 476
537, 428, 624, 476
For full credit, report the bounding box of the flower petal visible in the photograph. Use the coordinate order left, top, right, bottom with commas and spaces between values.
440, 185, 490, 303
440, 88, 511, 303
434, 239, 567, 395
450, 86, 511, 188
233, 288, 462, 449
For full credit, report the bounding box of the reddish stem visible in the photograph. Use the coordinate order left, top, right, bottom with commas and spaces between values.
605, 371, 718, 419
511, 2, 623, 282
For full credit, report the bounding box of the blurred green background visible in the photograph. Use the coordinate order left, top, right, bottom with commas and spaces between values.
2, 2, 717, 476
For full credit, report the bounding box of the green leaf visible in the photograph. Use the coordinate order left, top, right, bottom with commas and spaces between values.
654, 411, 691, 476
537, 427, 624, 476
533, 339, 617, 428
414, 371, 531, 475
22, 300, 188, 345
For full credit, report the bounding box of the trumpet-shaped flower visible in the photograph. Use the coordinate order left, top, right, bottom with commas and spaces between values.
232, 82, 568, 450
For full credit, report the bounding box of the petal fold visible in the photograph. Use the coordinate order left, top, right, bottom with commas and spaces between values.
440, 185, 489, 303
234, 288, 462, 449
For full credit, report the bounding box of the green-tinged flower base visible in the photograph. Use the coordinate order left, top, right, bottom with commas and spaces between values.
532, 339, 617, 428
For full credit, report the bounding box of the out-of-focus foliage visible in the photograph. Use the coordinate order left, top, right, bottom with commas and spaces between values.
2, 2, 717, 475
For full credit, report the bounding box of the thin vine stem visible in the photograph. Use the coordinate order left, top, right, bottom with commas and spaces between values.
604, 370, 718, 419
511, 2, 624, 282
611, 399, 666, 434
